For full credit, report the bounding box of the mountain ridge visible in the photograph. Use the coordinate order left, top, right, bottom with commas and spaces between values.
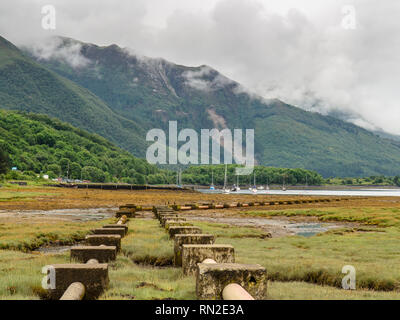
0, 35, 147, 155
2, 34, 400, 177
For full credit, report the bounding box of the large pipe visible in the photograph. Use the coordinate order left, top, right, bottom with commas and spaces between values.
222, 283, 255, 300
117, 215, 127, 225
86, 259, 99, 264
60, 282, 86, 300
202, 258, 217, 264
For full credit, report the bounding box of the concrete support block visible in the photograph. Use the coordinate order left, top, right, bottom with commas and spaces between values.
196, 263, 267, 300
182, 244, 234, 275
174, 234, 215, 266
159, 214, 180, 224
92, 228, 126, 238
121, 204, 136, 209
103, 224, 128, 235
85, 235, 121, 252
165, 221, 192, 230
154, 206, 175, 218
168, 226, 202, 239
48, 263, 109, 300
157, 212, 176, 219
70, 246, 117, 263
160, 217, 186, 227
116, 210, 136, 218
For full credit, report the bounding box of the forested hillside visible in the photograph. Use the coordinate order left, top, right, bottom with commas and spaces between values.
0, 36, 147, 155
0, 110, 172, 183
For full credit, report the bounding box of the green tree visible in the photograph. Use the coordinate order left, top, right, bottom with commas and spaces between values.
47, 164, 61, 177
82, 166, 106, 182
0, 149, 10, 174
59, 158, 70, 178
36, 130, 56, 147
69, 162, 82, 179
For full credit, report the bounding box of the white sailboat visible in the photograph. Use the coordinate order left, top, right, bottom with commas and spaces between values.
223, 164, 230, 194
231, 174, 240, 192
249, 172, 257, 193
210, 169, 215, 190
282, 175, 287, 191
177, 169, 182, 188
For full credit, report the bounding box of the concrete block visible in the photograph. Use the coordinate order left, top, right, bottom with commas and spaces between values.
85, 235, 121, 252
168, 226, 202, 239
154, 206, 175, 217
158, 211, 176, 218
161, 217, 186, 227
121, 204, 136, 209
92, 228, 125, 238
116, 210, 136, 218
174, 234, 215, 266
103, 224, 128, 234
181, 244, 234, 275
159, 214, 180, 223
165, 221, 193, 230
70, 246, 117, 263
48, 263, 109, 300
196, 263, 267, 300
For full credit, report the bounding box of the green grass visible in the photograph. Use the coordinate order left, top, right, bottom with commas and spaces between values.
268, 281, 400, 300
0, 190, 56, 201
245, 207, 400, 227
101, 256, 195, 300
121, 219, 174, 266
0, 218, 114, 252
0, 250, 69, 299
2, 214, 400, 300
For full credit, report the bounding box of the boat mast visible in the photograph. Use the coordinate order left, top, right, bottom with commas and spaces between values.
223, 164, 227, 190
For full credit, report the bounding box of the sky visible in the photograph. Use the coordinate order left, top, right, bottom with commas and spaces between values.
0, 0, 399, 134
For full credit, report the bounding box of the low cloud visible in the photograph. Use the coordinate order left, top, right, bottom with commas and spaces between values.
183, 65, 236, 92
27, 37, 90, 69
0, 0, 399, 134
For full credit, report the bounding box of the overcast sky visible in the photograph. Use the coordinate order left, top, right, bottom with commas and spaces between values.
0, 0, 399, 134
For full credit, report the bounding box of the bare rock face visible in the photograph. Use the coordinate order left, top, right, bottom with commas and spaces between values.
174, 234, 215, 266
181, 244, 234, 275
196, 263, 267, 300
